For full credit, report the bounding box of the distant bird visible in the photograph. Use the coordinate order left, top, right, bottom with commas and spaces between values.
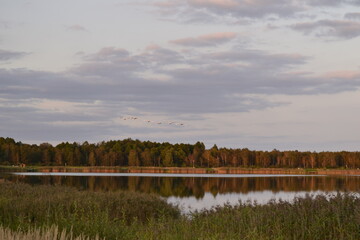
121, 116, 184, 127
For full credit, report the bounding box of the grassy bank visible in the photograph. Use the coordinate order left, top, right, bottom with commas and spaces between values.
1, 182, 360, 239
2, 165, 360, 175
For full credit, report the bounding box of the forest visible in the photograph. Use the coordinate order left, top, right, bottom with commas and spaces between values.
1, 137, 360, 168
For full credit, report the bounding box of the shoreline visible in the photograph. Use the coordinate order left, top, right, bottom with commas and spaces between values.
1, 166, 360, 175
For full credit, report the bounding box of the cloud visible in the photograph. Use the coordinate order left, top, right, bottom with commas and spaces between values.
84, 47, 130, 61
66, 24, 88, 32
189, 0, 238, 8
323, 70, 360, 79
186, 0, 303, 18
201, 50, 307, 68
170, 32, 237, 47
1, 44, 360, 119
153, 0, 360, 23
291, 20, 360, 39
2, 43, 360, 144
71, 47, 184, 80
307, 0, 342, 6
0, 49, 28, 61
344, 12, 360, 20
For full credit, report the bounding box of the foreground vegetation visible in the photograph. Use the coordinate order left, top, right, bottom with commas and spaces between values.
0, 225, 102, 240
1, 182, 360, 239
0, 182, 179, 239
1, 137, 360, 169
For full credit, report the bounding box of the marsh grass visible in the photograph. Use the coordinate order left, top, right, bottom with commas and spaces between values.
147, 193, 360, 240
0, 182, 179, 239
133, 193, 360, 240
0, 225, 102, 240
1, 182, 360, 239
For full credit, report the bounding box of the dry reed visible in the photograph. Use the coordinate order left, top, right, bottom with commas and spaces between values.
0, 225, 102, 240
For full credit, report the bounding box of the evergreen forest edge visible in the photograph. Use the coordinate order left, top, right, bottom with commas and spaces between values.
1, 137, 359, 169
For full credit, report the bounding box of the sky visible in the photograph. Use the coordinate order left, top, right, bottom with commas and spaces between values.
1, 0, 360, 151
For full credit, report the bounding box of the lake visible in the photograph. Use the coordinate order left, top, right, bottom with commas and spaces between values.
2, 172, 360, 213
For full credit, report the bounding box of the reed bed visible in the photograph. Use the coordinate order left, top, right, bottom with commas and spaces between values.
164, 193, 360, 240
0, 182, 179, 239
0, 225, 102, 240
1, 182, 360, 239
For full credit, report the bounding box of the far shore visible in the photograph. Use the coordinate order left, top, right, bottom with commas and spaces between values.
1, 165, 360, 176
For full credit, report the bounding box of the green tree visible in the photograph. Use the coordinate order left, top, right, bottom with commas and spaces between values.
193, 142, 205, 167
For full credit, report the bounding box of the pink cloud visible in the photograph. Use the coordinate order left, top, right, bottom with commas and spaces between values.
324, 71, 360, 79
170, 32, 237, 47
145, 44, 161, 51
189, 0, 238, 8
199, 32, 237, 41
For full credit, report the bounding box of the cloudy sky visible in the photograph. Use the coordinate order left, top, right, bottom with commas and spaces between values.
1, 0, 360, 151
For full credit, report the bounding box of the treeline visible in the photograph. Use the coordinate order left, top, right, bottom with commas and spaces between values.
1, 137, 360, 168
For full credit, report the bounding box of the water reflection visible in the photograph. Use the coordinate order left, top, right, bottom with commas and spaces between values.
2, 173, 360, 199
168, 191, 340, 213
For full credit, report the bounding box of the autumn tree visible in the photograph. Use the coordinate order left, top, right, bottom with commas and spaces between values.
162, 148, 174, 167
88, 151, 96, 166
141, 148, 152, 166
54, 149, 63, 166
128, 149, 140, 166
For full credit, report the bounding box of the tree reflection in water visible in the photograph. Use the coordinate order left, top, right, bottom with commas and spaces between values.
3, 174, 360, 199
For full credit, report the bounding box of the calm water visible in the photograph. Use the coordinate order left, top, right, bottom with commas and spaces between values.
2, 172, 360, 213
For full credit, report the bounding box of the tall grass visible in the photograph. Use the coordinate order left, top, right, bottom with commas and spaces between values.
1, 182, 360, 239
0, 225, 102, 240
176, 193, 360, 240
0, 182, 179, 239
132, 193, 360, 240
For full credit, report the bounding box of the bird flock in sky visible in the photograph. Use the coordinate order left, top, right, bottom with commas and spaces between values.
122, 116, 184, 126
